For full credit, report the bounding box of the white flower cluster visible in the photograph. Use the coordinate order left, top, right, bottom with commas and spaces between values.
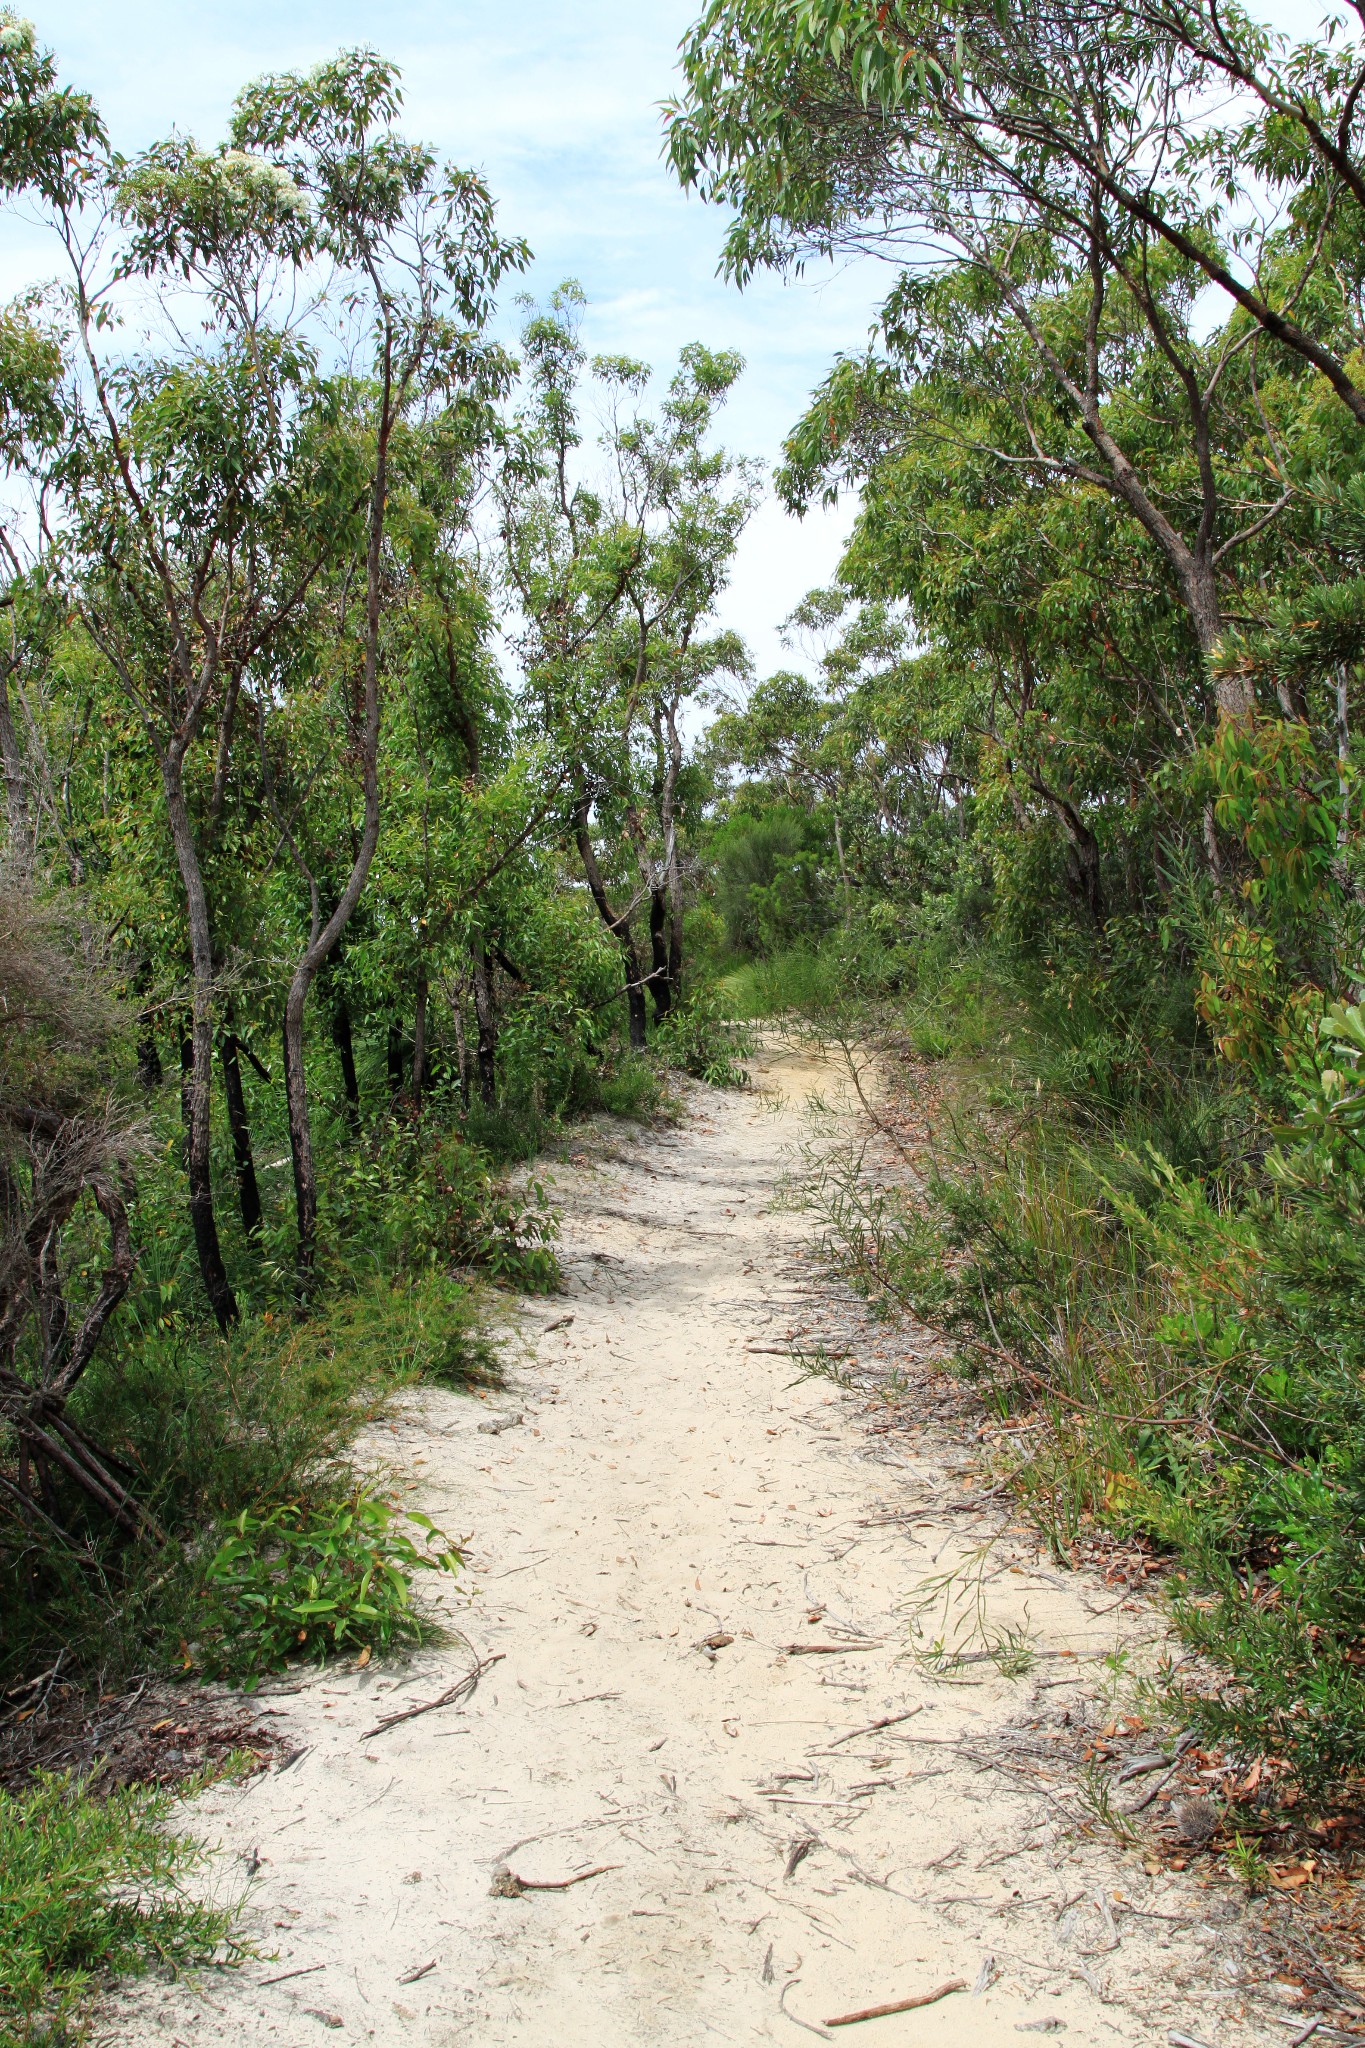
216, 149, 309, 220
0, 17, 35, 56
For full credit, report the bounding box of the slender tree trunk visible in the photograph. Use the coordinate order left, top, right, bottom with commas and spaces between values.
661, 702, 685, 1007
220, 1025, 263, 1242
0, 657, 30, 871
832, 807, 853, 925
573, 795, 648, 1049
648, 890, 672, 1021
163, 756, 237, 1329
470, 943, 498, 1107
331, 996, 361, 1132
411, 971, 429, 1104
1063, 826, 1106, 928
449, 979, 470, 1109
136, 1009, 162, 1091
281, 354, 392, 1288
136, 958, 163, 1089
1027, 770, 1106, 928
1203, 803, 1225, 897
387, 1023, 406, 1097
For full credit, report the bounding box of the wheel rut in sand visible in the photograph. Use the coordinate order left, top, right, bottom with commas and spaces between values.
115, 1043, 1270, 2048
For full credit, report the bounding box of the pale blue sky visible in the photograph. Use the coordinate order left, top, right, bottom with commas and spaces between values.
9, 1, 886, 676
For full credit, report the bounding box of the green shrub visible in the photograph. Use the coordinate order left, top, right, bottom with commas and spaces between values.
196, 1492, 459, 1683
329, 1120, 559, 1291
652, 987, 756, 1087
806, 942, 1365, 1799
596, 1049, 673, 1120
0, 1773, 229, 2046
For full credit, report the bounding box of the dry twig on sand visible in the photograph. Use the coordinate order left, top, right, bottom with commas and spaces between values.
782, 1642, 878, 1656
360, 1652, 504, 1740
490, 1862, 619, 1897
825, 1981, 966, 2027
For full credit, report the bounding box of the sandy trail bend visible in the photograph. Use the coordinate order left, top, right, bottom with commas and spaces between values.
117, 1045, 1267, 2047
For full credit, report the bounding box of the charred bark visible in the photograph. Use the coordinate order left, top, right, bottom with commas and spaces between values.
331, 995, 361, 1132
387, 1024, 406, 1098
163, 756, 237, 1330
411, 972, 429, 1104
573, 794, 647, 1049
648, 889, 672, 1021
220, 1021, 263, 1242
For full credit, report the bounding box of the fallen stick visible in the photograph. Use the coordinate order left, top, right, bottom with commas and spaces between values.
826, 1980, 966, 2027
783, 1643, 879, 1656
397, 1960, 436, 1984
491, 1862, 619, 1896
260, 1961, 325, 1987
747, 1343, 854, 1357
360, 1652, 504, 1740
828, 1707, 923, 1746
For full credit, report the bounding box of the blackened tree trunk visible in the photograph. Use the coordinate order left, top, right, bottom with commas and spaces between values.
1029, 772, 1106, 928
163, 756, 238, 1329
220, 1023, 263, 1241
280, 332, 395, 1292
660, 699, 685, 1009
411, 971, 429, 1104
648, 888, 672, 1021
449, 978, 470, 1109
387, 1024, 406, 1097
331, 995, 361, 1131
470, 943, 498, 1107
573, 795, 647, 1049
136, 1017, 162, 1090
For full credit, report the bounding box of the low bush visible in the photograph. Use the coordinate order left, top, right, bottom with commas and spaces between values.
652, 987, 757, 1087
0, 1772, 230, 2046
0, 1262, 499, 1695
196, 1492, 459, 1683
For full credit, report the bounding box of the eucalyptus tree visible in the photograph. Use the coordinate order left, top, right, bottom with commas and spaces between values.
311, 408, 561, 1118
669, 0, 1365, 435
501, 288, 756, 1042
0, 14, 102, 873
42, 132, 349, 1327
7, 42, 525, 1312
226, 51, 527, 1283
670, 6, 1336, 716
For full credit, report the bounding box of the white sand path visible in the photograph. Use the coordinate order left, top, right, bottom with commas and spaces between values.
113, 1044, 1275, 2047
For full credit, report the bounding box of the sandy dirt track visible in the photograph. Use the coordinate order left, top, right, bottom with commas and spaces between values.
112, 1044, 1274, 2047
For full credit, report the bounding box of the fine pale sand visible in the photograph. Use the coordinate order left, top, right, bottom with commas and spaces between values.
112, 1043, 1272, 2046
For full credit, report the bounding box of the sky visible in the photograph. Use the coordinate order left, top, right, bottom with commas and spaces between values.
4, 0, 1330, 681
3, 0, 892, 681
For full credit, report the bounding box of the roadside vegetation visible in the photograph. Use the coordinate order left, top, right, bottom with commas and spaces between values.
7, 0, 1365, 2023
671, 0, 1365, 1819
0, 25, 752, 2037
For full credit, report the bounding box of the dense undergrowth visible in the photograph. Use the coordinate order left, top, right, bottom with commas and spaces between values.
766, 926, 1365, 1809
0, 969, 740, 2043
